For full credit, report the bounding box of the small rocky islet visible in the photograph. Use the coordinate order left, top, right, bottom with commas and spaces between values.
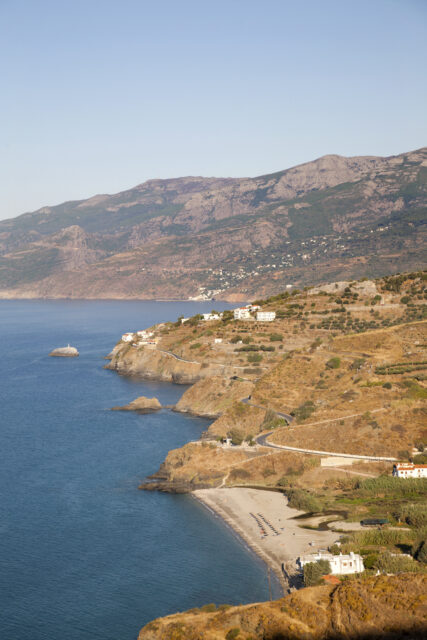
49, 345, 79, 357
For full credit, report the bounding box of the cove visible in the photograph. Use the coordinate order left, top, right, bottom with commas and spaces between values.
0, 300, 280, 640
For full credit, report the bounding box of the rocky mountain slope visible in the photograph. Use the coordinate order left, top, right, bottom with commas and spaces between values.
0, 148, 426, 299
139, 573, 427, 639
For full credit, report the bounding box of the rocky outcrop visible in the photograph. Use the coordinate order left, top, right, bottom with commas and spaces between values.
174, 376, 254, 418
139, 573, 427, 639
139, 442, 255, 493
111, 396, 161, 412
106, 345, 229, 384
49, 345, 79, 357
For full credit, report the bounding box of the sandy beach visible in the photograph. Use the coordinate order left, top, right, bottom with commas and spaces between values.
193, 487, 338, 588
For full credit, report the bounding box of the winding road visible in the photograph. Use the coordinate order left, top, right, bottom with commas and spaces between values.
241, 398, 396, 462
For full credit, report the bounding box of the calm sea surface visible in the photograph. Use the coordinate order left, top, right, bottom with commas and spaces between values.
0, 300, 279, 640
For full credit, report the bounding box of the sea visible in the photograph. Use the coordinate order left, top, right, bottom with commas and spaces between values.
0, 300, 281, 640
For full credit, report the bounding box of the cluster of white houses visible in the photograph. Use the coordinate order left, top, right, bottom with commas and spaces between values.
233, 305, 276, 322
121, 329, 157, 346
121, 303, 279, 346
297, 551, 364, 575
392, 463, 427, 478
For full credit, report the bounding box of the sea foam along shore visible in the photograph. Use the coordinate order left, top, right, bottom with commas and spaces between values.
193, 487, 337, 591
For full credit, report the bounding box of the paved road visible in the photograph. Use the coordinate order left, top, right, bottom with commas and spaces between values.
241, 397, 293, 424
256, 431, 397, 462
157, 349, 200, 365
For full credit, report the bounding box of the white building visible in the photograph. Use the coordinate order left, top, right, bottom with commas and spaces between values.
393, 463, 427, 478
234, 307, 252, 320
202, 313, 221, 321
137, 330, 154, 339
256, 311, 276, 322
214, 338, 223, 343
121, 333, 134, 342
297, 551, 364, 575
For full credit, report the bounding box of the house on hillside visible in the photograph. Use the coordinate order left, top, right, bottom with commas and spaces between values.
393, 463, 427, 478
122, 333, 134, 342
256, 311, 276, 322
137, 330, 154, 339
297, 551, 364, 575
234, 307, 251, 320
202, 313, 221, 321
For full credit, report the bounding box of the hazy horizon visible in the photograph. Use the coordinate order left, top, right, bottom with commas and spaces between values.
1, 0, 426, 221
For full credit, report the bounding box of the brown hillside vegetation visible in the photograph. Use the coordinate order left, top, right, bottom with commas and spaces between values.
139, 574, 427, 639
175, 377, 254, 418
254, 321, 427, 456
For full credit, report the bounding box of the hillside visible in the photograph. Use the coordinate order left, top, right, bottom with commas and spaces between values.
0, 148, 426, 299
106, 271, 427, 493
139, 574, 427, 639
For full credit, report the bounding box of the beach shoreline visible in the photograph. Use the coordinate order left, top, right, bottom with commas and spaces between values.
193, 487, 338, 592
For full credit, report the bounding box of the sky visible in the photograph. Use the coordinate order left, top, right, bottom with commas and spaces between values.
0, 0, 426, 220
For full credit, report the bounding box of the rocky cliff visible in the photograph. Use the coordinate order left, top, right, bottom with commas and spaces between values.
1, 148, 426, 299
174, 376, 254, 418
106, 345, 225, 384
139, 573, 427, 639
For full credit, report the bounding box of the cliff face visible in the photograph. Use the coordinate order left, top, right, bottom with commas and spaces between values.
139, 574, 427, 639
174, 376, 254, 418
106, 345, 225, 384
1, 148, 426, 299
140, 441, 257, 493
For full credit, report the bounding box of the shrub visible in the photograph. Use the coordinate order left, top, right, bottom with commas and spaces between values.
350, 358, 366, 370
326, 357, 341, 369
414, 540, 427, 563
383, 382, 392, 389
395, 504, 427, 528
303, 559, 331, 586
287, 488, 322, 513
292, 401, 316, 422
190, 342, 202, 349
228, 429, 244, 446
226, 629, 241, 640
270, 332, 283, 342
375, 551, 420, 573
230, 335, 243, 344
363, 553, 379, 569
247, 353, 262, 363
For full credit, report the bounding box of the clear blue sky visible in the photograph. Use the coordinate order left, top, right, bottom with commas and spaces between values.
1, 0, 426, 220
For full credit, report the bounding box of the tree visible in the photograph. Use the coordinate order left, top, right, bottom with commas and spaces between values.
414, 541, 427, 564
303, 559, 331, 586
228, 428, 244, 446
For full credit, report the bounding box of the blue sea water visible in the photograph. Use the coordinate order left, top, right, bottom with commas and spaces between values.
0, 300, 280, 640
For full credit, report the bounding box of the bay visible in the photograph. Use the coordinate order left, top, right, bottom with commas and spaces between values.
0, 300, 279, 640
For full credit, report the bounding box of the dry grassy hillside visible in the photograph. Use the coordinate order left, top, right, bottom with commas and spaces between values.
139, 574, 427, 639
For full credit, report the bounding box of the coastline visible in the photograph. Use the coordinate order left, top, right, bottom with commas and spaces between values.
192, 487, 338, 592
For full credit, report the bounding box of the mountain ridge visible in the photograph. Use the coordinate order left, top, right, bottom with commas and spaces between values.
0, 147, 426, 300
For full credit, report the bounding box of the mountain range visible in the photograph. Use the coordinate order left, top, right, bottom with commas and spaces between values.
0, 147, 426, 300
